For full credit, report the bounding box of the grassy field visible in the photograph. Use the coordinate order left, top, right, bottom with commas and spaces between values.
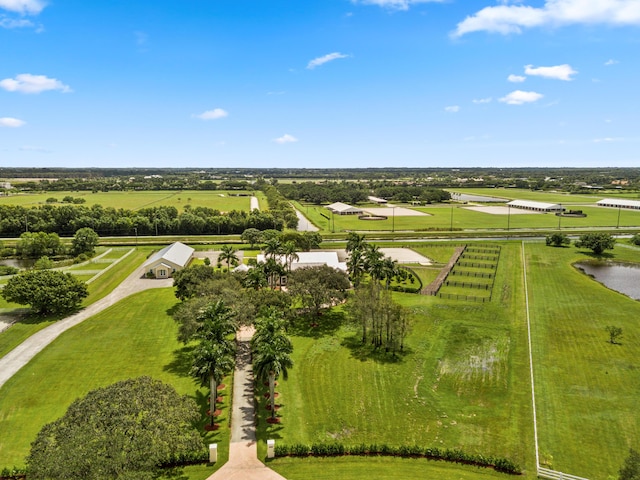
524, 241, 640, 477
0, 288, 228, 478
298, 202, 640, 233
0, 247, 153, 359
0, 190, 264, 213
258, 242, 535, 476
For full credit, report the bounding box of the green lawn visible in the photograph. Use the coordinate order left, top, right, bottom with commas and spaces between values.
257, 243, 535, 474
0, 287, 228, 478
0, 247, 152, 362
0, 190, 264, 213
297, 202, 640, 233
524, 242, 640, 477
268, 456, 530, 479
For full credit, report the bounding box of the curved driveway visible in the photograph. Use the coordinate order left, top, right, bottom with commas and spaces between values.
0, 265, 172, 389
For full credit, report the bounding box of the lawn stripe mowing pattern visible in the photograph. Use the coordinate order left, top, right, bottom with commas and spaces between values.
0, 288, 229, 476
525, 242, 640, 478
0, 247, 151, 360
264, 243, 535, 477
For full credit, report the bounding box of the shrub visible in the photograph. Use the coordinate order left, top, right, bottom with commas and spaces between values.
631, 234, 640, 246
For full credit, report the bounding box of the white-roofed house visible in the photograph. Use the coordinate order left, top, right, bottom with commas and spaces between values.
257, 250, 347, 287
143, 242, 195, 279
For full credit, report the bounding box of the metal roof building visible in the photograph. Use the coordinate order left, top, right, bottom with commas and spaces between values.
506, 200, 565, 212
143, 242, 195, 278
326, 202, 363, 215
597, 198, 640, 210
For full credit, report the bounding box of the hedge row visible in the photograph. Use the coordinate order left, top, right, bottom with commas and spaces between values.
0, 467, 26, 480
273, 443, 521, 475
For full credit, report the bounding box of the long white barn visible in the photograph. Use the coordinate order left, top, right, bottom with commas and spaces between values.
506, 200, 564, 212
597, 198, 640, 210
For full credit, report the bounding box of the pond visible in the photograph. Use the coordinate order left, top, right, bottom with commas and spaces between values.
575, 261, 640, 301
0, 258, 35, 269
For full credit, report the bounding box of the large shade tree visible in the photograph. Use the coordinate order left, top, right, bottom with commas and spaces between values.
287, 265, 350, 317
26, 377, 204, 480
2, 270, 88, 315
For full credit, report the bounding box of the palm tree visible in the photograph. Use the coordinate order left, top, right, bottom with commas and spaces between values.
380, 257, 399, 289
263, 256, 285, 289
252, 341, 293, 419
190, 340, 235, 426
218, 245, 239, 273
244, 264, 268, 290
345, 232, 367, 254
364, 244, 385, 281
263, 237, 283, 260
282, 241, 299, 273
346, 247, 366, 287
252, 308, 293, 419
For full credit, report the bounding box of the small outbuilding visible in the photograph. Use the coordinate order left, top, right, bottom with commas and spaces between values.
143, 242, 194, 279
326, 202, 363, 215
506, 200, 565, 212
597, 198, 640, 210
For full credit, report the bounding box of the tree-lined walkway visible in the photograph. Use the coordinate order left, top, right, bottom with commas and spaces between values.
207, 326, 287, 480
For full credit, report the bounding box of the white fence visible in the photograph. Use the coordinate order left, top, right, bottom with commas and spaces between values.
538, 466, 589, 480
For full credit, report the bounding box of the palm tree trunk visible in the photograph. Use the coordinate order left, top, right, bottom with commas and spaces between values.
210, 374, 217, 425
269, 371, 276, 419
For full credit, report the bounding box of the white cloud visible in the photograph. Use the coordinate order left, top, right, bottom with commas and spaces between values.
307, 52, 349, 69
593, 137, 623, 143
351, 0, 444, 10
525, 64, 577, 81
0, 73, 71, 94
20, 145, 50, 152
508, 74, 526, 83
499, 90, 544, 105
473, 97, 492, 104
0, 16, 33, 28
0, 0, 46, 15
0, 117, 25, 127
445, 105, 460, 113
453, 0, 640, 37
194, 108, 228, 120
273, 134, 298, 144
604, 59, 619, 65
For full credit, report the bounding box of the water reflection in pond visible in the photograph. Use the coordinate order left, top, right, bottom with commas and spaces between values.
576, 262, 640, 300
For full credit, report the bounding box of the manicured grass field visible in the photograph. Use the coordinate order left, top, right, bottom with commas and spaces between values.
0, 247, 152, 360
268, 455, 522, 479
524, 241, 640, 478
0, 190, 264, 213
258, 242, 535, 475
298, 202, 640, 233
0, 288, 228, 477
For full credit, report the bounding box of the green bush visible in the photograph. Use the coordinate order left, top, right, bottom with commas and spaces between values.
274, 442, 522, 474
631, 234, 640, 246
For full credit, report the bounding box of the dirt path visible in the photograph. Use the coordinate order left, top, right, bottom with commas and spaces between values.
0, 264, 172, 389
207, 326, 287, 480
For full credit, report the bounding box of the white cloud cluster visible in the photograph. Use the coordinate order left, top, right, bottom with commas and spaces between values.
473, 97, 492, 104
453, 0, 640, 37
604, 59, 619, 66
0, 0, 45, 15
508, 74, 526, 83
499, 90, 543, 105
351, 0, 443, 10
444, 105, 460, 113
0, 16, 33, 28
273, 134, 298, 144
307, 52, 350, 70
525, 64, 577, 80
194, 108, 228, 120
0, 117, 25, 127
0, 73, 71, 94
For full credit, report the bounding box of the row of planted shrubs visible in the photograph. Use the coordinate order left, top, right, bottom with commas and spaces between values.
273, 443, 521, 475
0, 466, 27, 480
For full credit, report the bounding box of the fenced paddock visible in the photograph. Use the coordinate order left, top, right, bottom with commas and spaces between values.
437, 244, 501, 302
538, 466, 589, 480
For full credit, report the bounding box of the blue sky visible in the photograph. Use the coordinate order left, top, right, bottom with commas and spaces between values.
1, 0, 639, 169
